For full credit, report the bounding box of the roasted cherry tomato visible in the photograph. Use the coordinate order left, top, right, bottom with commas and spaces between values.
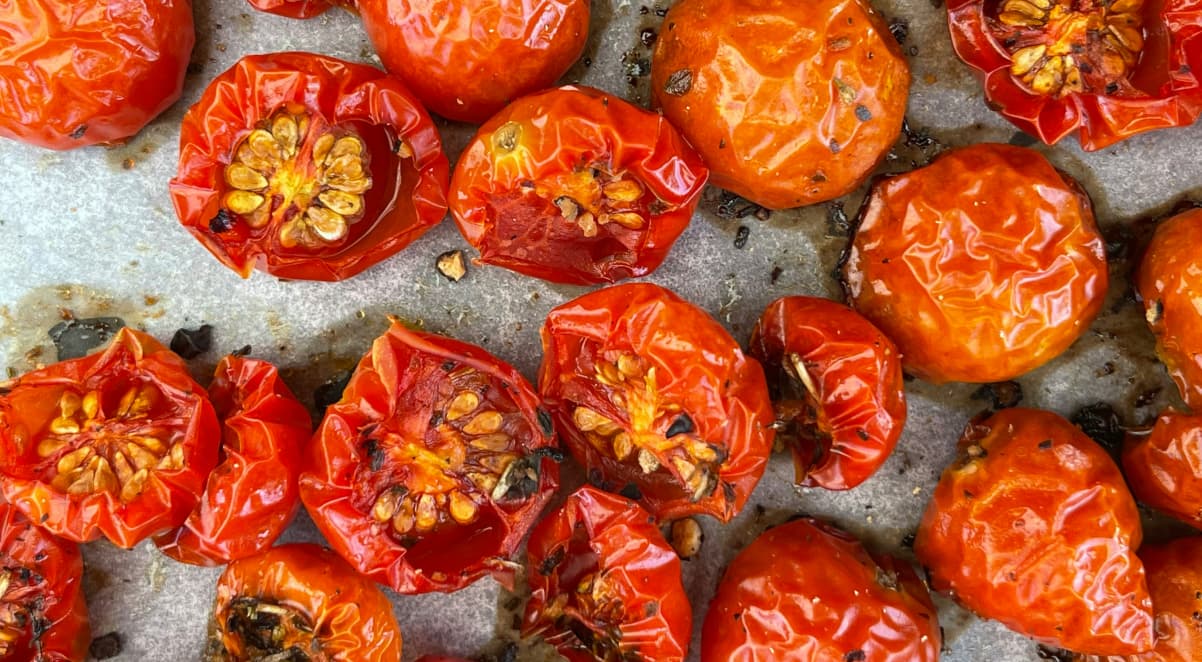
539, 283, 774, 522
246, 0, 349, 18
916, 408, 1153, 655
0, 503, 89, 662
1122, 409, 1202, 530
358, 0, 589, 122
0, 0, 194, 150
300, 321, 559, 594
212, 544, 402, 661
450, 86, 709, 285
170, 51, 450, 281
702, 517, 940, 662
1137, 207, 1202, 410
948, 0, 1202, 150
523, 486, 692, 662
0, 328, 220, 549
748, 296, 906, 490
843, 143, 1107, 384
154, 354, 311, 566
650, 0, 911, 210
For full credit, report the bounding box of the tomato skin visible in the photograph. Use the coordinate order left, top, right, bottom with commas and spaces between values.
748, 296, 906, 490
170, 51, 450, 282
843, 143, 1108, 384
450, 86, 709, 285
915, 408, 1154, 655
1121, 410, 1202, 530
702, 517, 940, 662
0, 0, 194, 150
358, 0, 589, 123
1137, 208, 1202, 410
650, 0, 910, 210
0, 328, 220, 549
523, 486, 692, 662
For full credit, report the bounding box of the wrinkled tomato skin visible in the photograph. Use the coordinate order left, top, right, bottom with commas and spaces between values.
915, 408, 1154, 656
843, 143, 1108, 384
748, 296, 906, 490
650, 0, 910, 210
213, 544, 402, 661
358, 0, 589, 123
0, 329, 220, 549
523, 486, 692, 662
300, 322, 559, 594
539, 283, 774, 522
154, 355, 311, 566
170, 52, 449, 281
246, 0, 352, 18
1137, 208, 1202, 410
450, 86, 709, 285
0, 0, 194, 150
0, 503, 89, 662
702, 517, 940, 662
1122, 409, 1202, 530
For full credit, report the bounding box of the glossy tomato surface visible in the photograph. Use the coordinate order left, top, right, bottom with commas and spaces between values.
358, 0, 589, 122
1122, 409, 1202, 530
0, 328, 220, 549
300, 321, 559, 594
650, 0, 910, 210
539, 283, 774, 522
843, 143, 1108, 384
212, 544, 402, 661
155, 354, 311, 566
0, 0, 195, 150
748, 295, 906, 490
170, 51, 449, 281
1137, 207, 1202, 410
450, 85, 709, 285
915, 408, 1153, 655
523, 486, 692, 662
702, 517, 941, 662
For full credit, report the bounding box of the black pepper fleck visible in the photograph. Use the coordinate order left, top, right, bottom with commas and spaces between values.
854, 105, 872, 121
209, 209, 235, 233
734, 225, 750, 249
664, 69, 693, 96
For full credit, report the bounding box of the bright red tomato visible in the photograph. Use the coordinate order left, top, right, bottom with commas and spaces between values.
1137, 207, 1202, 410
1122, 409, 1202, 531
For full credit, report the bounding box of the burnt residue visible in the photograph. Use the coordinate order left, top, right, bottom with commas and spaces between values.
888, 18, 909, 44
1034, 645, 1074, 661
663, 69, 692, 96
826, 201, 852, 237
89, 632, 123, 660
1007, 131, 1039, 148
537, 408, 555, 436
734, 225, 750, 249
665, 413, 695, 437
1070, 402, 1125, 456
313, 370, 353, 413
209, 209, 235, 233
969, 381, 1023, 410
48, 317, 125, 361
714, 191, 770, 221
170, 324, 213, 359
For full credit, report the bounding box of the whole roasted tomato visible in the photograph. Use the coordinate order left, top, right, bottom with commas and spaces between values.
170, 51, 449, 281
357, 0, 589, 122
702, 517, 940, 662
1122, 409, 1202, 530
0, 0, 194, 150
539, 283, 774, 522
0, 328, 220, 549
523, 486, 692, 662
748, 296, 906, 490
915, 408, 1153, 655
450, 86, 709, 285
154, 354, 311, 566
212, 544, 402, 661
843, 143, 1108, 384
300, 321, 559, 594
246, 0, 351, 18
948, 0, 1202, 150
650, 0, 911, 210
0, 503, 89, 662
1137, 207, 1202, 409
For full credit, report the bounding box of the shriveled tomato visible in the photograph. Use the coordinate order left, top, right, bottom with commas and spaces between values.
170, 51, 449, 281
748, 295, 906, 490
450, 86, 709, 285
0, 0, 194, 150
1137, 207, 1202, 410
212, 544, 402, 661
246, 0, 350, 18
843, 143, 1108, 384
702, 517, 940, 662
650, 0, 910, 210
948, 0, 1202, 150
915, 408, 1153, 655
358, 0, 589, 122
1122, 409, 1202, 530
0, 503, 89, 662
523, 486, 692, 662
300, 321, 559, 594
154, 354, 311, 566
0, 328, 220, 549
539, 283, 774, 522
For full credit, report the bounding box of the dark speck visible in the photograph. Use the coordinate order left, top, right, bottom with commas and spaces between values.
538, 546, 565, 576
655, 7, 667, 15
1135, 387, 1162, 408
734, 225, 750, 249
70, 124, 87, 140
582, 57, 592, 67
666, 413, 695, 437
970, 381, 1023, 410
829, 139, 841, 154
770, 266, 783, 284
209, 209, 234, 233
826, 201, 851, 237
537, 408, 555, 436
169, 324, 213, 359
640, 28, 657, 47
1106, 82, 1119, 95
1035, 645, 1074, 661
619, 483, 643, 500
314, 370, 353, 412
888, 19, 909, 44
90, 632, 123, 659
845, 651, 866, 662
907, 45, 919, 56
664, 69, 693, 96
855, 105, 872, 121
1070, 402, 1124, 456
49, 317, 125, 361
1038, 439, 1053, 450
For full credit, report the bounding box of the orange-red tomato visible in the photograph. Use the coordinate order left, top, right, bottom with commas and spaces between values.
1122, 409, 1202, 530
1137, 207, 1202, 410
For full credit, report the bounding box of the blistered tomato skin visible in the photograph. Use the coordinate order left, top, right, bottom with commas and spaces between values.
748, 296, 906, 490
450, 86, 709, 285
915, 408, 1154, 656
1122, 409, 1202, 530
650, 0, 911, 210
1137, 208, 1202, 410
358, 0, 589, 123
702, 517, 941, 662
843, 143, 1108, 384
